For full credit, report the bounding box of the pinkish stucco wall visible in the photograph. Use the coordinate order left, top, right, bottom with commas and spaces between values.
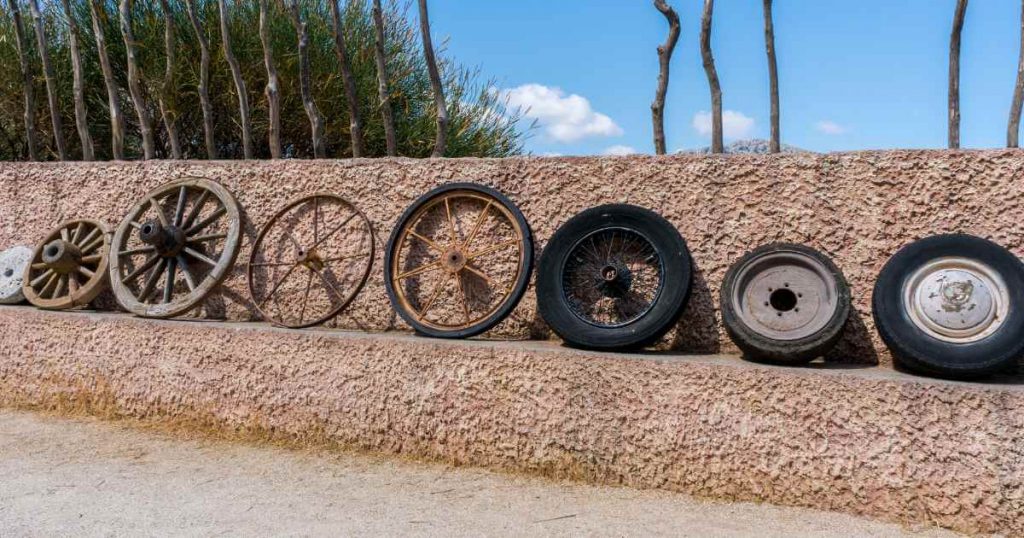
1, 307, 1021, 535
1, 150, 1022, 367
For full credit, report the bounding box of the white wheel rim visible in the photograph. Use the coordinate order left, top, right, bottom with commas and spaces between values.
902, 256, 1009, 344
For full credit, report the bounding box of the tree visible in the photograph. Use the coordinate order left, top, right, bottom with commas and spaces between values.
699, 0, 723, 153
1010, 0, 1024, 148
157, 0, 181, 158
418, 0, 447, 157
286, 0, 326, 158
763, 0, 780, 153
371, 0, 397, 156
329, 0, 365, 157
184, 0, 217, 158
118, 0, 156, 159
258, 0, 282, 158
59, 0, 95, 160
28, 0, 67, 160
651, 0, 679, 156
6, 0, 38, 160
89, 0, 126, 159
949, 0, 967, 149
218, 0, 253, 159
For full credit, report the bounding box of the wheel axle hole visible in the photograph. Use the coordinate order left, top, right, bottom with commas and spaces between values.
3, 268, 11, 278
769, 288, 798, 312
45, 245, 59, 258
142, 224, 154, 234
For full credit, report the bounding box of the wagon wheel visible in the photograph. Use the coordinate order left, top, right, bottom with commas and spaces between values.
248, 193, 374, 328
109, 177, 242, 318
22, 219, 111, 310
384, 183, 534, 339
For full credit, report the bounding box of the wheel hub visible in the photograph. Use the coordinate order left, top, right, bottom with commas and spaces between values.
597, 262, 632, 298
298, 249, 325, 272
138, 220, 186, 257
41, 239, 82, 273
442, 248, 467, 273
732, 251, 839, 341
905, 258, 1006, 343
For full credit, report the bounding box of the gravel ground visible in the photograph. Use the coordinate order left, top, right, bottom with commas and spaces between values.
0, 410, 963, 537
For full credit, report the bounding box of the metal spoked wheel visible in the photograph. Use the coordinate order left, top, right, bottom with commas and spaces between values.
248, 193, 374, 329
109, 177, 242, 318
23, 219, 110, 310
721, 243, 850, 364
384, 183, 533, 339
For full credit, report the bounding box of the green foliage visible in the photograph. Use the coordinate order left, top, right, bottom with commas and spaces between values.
0, 0, 523, 160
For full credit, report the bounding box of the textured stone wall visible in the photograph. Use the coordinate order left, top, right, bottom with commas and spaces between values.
1, 308, 1021, 535
1, 150, 1022, 366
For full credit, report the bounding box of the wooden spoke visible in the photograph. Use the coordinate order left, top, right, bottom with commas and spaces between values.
298, 269, 314, 324
180, 189, 210, 231
123, 255, 161, 282
467, 239, 519, 260
77, 265, 95, 280
80, 254, 104, 265
188, 233, 227, 244
30, 268, 54, 288
130, 221, 143, 230
463, 264, 493, 284
80, 235, 105, 255
162, 257, 177, 304
173, 185, 188, 226
60, 227, 70, 242
395, 260, 442, 281
176, 255, 197, 292
456, 273, 471, 323
183, 247, 218, 267
76, 227, 101, 249
463, 200, 492, 249
185, 205, 227, 236
408, 230, 444, 252
67, 272, 79, 294
71, 222, 85, 244
119, 245, 155, 256
444, 196, 458, 243
150, 196, 170, 227
417, 273, 452, 318
31, 262, 47, 271
53, 274, 68, 299
40, 272, 59, 297
139, 258, 167, 302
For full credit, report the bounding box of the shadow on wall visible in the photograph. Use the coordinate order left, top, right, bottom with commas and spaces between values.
669, 265, 720, 353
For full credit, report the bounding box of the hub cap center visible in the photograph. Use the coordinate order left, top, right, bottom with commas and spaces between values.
442, 249, 466, 273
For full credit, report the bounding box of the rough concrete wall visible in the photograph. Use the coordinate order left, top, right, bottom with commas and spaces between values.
1, 307, 1021, 536
1, 150, 1022, 366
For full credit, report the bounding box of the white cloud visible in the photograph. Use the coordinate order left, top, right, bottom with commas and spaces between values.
815, 120, 847, 135
602, 145, 638, 156
692, 110, 755, 140
501, 84, 623, 143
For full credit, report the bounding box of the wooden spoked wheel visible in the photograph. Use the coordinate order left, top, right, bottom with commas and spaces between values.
109, 177, 242, 318
22, 219, 110, 309
247, 193, 374, 328
384, 183, 533, 339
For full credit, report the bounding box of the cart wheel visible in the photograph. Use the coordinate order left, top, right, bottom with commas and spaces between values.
109, 177, 242, 318
721, 243, 850, 364
0, 246, 32, 304
873, 234, 1024, 379
384, 183, 533, 339
23, 220, 110, 310
536, 204, 692, 350
248, 193, 374, 328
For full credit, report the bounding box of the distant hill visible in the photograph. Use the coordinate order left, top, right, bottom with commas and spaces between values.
683, 139, 813, 155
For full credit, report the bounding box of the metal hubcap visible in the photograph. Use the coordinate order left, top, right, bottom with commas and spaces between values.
442, 248, 467, 273
903, 257, 1007, 343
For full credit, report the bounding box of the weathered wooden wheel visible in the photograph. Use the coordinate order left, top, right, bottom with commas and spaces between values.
109, 177, 242, 318
384, 183, 533, 339
247, 193, 374, 328
23, 219, 110, 309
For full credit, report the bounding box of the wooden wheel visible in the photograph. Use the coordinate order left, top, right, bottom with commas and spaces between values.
109, 177, 242, 318
383, 183, 533, 339
247, 193, 374, 328
23, 219, 110, 310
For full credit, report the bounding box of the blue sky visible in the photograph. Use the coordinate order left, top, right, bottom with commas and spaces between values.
427, 0, 1024, 155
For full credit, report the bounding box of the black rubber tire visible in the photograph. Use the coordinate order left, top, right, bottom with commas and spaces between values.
536, 204, 692, 350
720, 243, 851, 365
872, 234, 1024, 379
384, 182, 534, 339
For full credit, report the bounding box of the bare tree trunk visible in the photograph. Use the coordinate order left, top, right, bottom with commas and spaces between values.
28, 0, 67, 160
287, 0, 326, 158
6, 0, 38, 161
89, 0, 126, 159
329, 0, 365, 157
258, 0, 281, 159
118, 0, 156, 159
418, 0, 447, 158
372, 0, 397, 156
948, 0, 968, 149
59, 0, 94, 160
700, 0, 723, 153
184, 0, 217, 159
763, 0, 780, 153
217, 0, 252, 159
157, 0, 181, 159
1009, 0, 1024, 148
651, 0, 679, 156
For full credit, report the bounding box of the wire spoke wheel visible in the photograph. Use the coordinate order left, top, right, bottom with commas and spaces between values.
109, 177, 242, 318
384, 183, 533, 338
248, 193, 374, 329
23, 219, 110, 310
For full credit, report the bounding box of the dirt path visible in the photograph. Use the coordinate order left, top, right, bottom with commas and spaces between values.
0, 410, 961, 537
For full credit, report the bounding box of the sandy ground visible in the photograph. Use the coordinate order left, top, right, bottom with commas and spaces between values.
0, 410, 964, 538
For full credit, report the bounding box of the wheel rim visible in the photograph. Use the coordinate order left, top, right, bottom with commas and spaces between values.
248, 193, 374, 328
110, 177, 241, 318
731, 250, 839, 341
23, 220, 110, 309
388, 188, 527, 333
560, 227, 665, 329
902, 256, 1009, 344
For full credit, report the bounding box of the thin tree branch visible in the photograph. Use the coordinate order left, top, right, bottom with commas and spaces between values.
218, 0, 252, 159
699, 0, 723, 153
329, 0, 366, 157
118, 0, 156, 159
28, 0, 67, 160
418, 0, 447, 157
60, 0, 95, 160
651, 0, 679, 156
372, 0, 397, 156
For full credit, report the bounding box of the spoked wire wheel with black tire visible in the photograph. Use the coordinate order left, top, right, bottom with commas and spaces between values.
248, 193, 374, 329
720, 243, 850, 364
384, 183, 533, 339
23, 219, 110, 310
109, 177, 242, 318
873, 234, 1024, 379
536, 204, 692, 350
